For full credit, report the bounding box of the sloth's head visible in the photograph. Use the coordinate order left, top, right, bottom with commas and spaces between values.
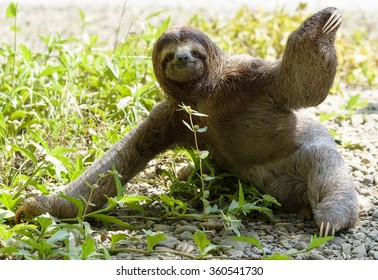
152, 26, 223, 102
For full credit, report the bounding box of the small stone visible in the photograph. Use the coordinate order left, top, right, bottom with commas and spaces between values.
293, 241, 307, 250
353, 170, 365, 179
352, 232, 366, 240
307, 251, 326, 260
262, 247, 272, 255
262, 235, 275, 241
358, 187, 372, 196
274, 222, 291, 228
372, 211, 378, 219
179, 231, 193, 241
358, 195, 371, 210
363, 176, 374, 186
175, 243, 195, 254
295, 223, 305, 229
332, 237, 346, 245
157, 236, 180, 249
225, 249, 244, 258
342, 243, 352, 254
153, 224, 171, 232
276, 226, 288, 233
351, 115, 364, 127
374, 252, 378, 260
374, 175, 378, 185
199, 220, 224, 231
352, 244, 366, 258
220, 239, 248, 251
174, 225, 198, 234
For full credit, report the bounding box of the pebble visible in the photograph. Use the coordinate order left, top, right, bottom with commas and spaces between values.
174, 225, 198, 234
374, 175, 378, 185
372, 211, 378, 219
352, 244, 367, 258
157, 236, 180, 249
263, 247, 272, 255
153, 224, 171, 232
179, 231, 193, 241
352, 232, 366, 240
263, 235, 275, 241
199, 220, 224, 231
363, 176, 374, 186
332, 237, 346, 245
307, 251, 327, 260
342, 243, 352, 254
175, 243, 195, 254
219, 239, 248, 251
353, 170, 365, 179
226, 249, 245, 258
293, 241, 307, 250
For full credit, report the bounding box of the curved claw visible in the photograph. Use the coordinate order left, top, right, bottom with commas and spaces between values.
322, 9, 342, 34
319, 221, 336, 237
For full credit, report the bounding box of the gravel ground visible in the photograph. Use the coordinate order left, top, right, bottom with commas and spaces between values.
2, 0, 377, 260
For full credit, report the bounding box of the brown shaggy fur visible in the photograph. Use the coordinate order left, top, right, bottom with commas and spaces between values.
16, 7, 358, 235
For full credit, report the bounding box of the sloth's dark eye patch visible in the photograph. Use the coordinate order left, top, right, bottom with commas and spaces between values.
165, 53, 174, 62
191, 50, 201, 58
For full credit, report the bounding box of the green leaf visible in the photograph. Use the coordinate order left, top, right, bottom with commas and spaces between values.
58, 194, 84, 218
81, 238, 96, 259
193, 231, 210, 257
47, 230, 70, 245
110, 233, 127, 249
36, 215, 53, 235
144, 230, 167, 253
238, 181, 245, 207
232, 236, 263, 251
111, 167, 126, 200
264, 254, 293, 260
305, 235, 333, 251
0, 192, 20, 211
0, 226, 13, 240
6, 2, 18, 18
10, 145, 38, 167
87, 214, 134, 230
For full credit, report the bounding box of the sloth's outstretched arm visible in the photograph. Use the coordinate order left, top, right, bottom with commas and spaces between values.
15, 101, 181, 221
273, 7, 341, 110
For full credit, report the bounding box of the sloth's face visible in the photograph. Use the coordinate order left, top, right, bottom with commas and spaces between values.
159, 41, 206, 83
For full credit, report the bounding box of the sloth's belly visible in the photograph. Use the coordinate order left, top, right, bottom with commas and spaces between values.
204, 109, 330, 175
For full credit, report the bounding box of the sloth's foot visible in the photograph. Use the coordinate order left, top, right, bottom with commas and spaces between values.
322, 9, 342, 34
313, 203, 358, 237
319, 221, 335, 237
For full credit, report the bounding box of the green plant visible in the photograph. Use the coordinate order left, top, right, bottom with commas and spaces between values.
0, 2, 375, 260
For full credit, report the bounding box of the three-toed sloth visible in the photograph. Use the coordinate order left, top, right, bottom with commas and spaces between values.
16, 7, 358, 236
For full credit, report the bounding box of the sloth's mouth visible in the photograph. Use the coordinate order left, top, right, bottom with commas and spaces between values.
173, 61, 196, 68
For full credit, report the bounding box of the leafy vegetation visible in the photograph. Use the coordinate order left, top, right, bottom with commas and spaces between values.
0, 2, 376, 259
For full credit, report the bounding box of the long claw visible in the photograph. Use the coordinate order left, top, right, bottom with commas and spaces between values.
325, 17, 342, 34
324, 222, 330, 236
320, 221, 324, 237
319, 221, 336, 237
322, 10, 342, 34
322, 9, 339, 32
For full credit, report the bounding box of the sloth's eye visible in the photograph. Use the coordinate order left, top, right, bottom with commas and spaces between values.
165, 53, 174, 62
191, 50, 200, 57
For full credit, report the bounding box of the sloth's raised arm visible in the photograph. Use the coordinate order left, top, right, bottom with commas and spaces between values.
272, 7, 341, 110
15, 100, 182, 221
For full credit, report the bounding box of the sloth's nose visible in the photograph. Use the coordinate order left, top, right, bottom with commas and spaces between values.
176, 51, 190, 62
